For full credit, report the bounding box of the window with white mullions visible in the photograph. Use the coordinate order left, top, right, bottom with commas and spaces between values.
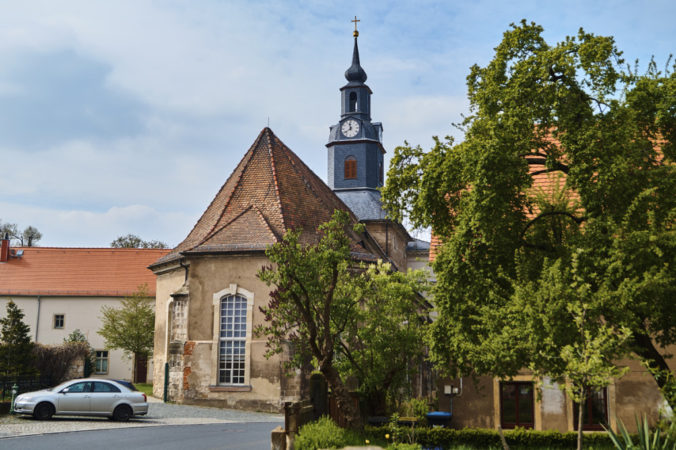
219, 295, 247, 384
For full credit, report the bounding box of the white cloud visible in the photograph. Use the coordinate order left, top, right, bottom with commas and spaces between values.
0, 201, 194, 248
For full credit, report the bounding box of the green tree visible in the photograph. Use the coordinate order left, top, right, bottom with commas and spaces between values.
0, 300, 34, 378
21, 226, 42, 247
0, 221, 42, 246
382, 21, 675, 447
98, 285, 155, 382
256, 210, 430, 427
111, 233, 167, 249
335, 262, 430, 416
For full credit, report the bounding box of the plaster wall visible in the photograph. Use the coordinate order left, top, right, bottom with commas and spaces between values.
438, 376, 496, 429
154, 254, 302, 412
614, 354, 673, 427
439, 352, 673, 433
364, 222, 408, 271
0, 296, 144, 381
152, 265, 186, 398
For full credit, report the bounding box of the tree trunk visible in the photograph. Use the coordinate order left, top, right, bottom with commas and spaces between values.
577, 390, 586, 450
132, 352, 137, 383
633, 333, 675, 409
321, 364, 361, 429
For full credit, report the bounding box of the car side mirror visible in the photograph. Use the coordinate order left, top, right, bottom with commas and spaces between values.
61, 388, 70, 394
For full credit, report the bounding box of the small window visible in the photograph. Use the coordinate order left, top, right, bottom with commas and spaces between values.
344, 157, 357, 179
95, 350, 109, 374
53, 314, 64, 329
574, 388, 608, 430
500, 381, 534, 429
349, 92, 357, 112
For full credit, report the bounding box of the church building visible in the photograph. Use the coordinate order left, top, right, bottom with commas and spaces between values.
150, 29, 429, 411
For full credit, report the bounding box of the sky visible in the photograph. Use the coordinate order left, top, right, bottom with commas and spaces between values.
1, 0, 674, 248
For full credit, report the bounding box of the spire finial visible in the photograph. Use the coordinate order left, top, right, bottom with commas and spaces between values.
344, 18, 367, 84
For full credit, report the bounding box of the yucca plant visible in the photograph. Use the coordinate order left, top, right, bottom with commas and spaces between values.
604, 415, 675, 450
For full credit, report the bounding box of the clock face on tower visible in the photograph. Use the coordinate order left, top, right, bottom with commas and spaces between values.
341, 119, 360, 138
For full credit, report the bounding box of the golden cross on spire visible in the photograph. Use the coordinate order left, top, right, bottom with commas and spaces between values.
351, 16, 360, 37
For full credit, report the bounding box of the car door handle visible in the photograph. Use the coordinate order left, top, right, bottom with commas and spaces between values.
84, 395, 91, 398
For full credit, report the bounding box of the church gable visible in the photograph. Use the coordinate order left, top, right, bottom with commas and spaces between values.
152, 127, 376, 267
195, 206, 278, 251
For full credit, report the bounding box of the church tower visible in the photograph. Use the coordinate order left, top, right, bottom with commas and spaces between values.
327, 20, 386, 221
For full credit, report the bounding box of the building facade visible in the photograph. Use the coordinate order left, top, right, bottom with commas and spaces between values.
0, 244, 169, 382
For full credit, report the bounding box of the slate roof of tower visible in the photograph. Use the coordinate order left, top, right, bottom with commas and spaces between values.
152, 128, 378, 267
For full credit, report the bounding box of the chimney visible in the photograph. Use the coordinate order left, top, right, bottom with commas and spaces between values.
0, 233, 9, 263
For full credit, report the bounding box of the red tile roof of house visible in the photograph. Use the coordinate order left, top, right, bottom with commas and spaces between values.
0, 247, 170, 297
152, 127, 378, 267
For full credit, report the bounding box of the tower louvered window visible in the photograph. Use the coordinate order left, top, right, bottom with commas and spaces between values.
349, 92, 357, 112
344, 157, 357, 179
218, 294, 247, 384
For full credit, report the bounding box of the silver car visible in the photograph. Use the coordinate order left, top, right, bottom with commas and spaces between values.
13, 378, 148, 421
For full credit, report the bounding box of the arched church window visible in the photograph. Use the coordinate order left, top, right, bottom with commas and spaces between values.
344, 157, 357, 179
349, 92, 357, 112
218, 294, 247, 384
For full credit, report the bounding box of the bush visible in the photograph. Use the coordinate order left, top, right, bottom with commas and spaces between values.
32, 342, 91, 384
387, 444, 421, 450
364, 425, 620, 449
295, 416, 362, 450
397, 397, 430, 424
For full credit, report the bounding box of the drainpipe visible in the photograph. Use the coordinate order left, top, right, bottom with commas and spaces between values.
179, 259, 189, 284
35, 296, 41, 342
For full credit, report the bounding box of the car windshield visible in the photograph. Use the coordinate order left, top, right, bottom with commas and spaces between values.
49, 380, 75, 392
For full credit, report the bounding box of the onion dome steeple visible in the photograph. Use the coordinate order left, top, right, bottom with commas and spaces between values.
326, 17, 386, 222
344, 33, 367, 85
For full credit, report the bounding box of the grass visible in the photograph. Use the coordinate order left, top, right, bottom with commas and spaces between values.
135, 383, 154, 398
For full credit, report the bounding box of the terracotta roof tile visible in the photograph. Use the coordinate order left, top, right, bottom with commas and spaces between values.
153, 128, 377, 266
0, 247, 169, 297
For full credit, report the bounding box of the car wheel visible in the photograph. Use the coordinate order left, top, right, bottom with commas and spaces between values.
33, 402, 55, 420
112, 405, 132, 422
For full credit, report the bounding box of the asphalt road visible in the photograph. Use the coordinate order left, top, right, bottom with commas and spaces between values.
0, 421, 280, 450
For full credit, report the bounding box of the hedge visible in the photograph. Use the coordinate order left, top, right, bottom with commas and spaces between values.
364, 425, 623, 449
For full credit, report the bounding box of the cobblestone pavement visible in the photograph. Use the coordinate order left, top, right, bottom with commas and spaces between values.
0, 396, 283, 438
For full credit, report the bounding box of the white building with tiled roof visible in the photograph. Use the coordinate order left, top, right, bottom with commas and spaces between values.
0, 244, 169, 382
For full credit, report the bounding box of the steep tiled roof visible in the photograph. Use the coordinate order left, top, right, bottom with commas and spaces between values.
153, 128, 376, 267
0, 247, 169, 297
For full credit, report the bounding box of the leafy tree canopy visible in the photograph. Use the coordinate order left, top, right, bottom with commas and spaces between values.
256, 210, 431, 426
382, 19, 676, 420
111, 233, 167, 249
98, 285, 155, 361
